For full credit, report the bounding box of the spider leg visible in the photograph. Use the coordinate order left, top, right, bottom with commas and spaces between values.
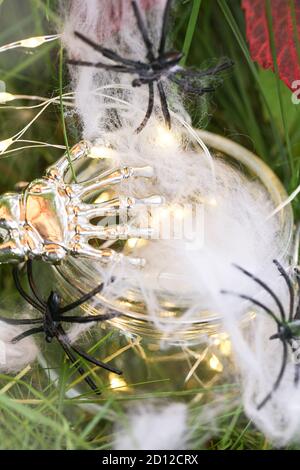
11, 326, 43, 344
68, 59, 137, 74
168, 75, 215, 94
273, 260, 294, 322
131, 1, 155, 60
158, 0, 172, 55
56, 323, 121, 375
74, 31, 140, 67
174, 61, 234, 79
221, 290, 282, 327
295, 363, 300, 386
56, 325, 101, 395
58, 312, 119, 323
0, 316, 42, 325
197, 86, 215, 94
12, 266, 44, 313
257, 339, 288, 409
232, 264, 286, 322
26, 260, 46, 307
157, 81, 171, 129
135, 82, 154, 134
294, 268, 300, 319
58, 282, 105, 314
70, 343, 122, 375
289, 336, 300, 385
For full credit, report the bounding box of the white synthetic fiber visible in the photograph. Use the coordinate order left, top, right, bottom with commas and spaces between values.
113, 402, 188, 450
60, 0, 292, 444
189, 398, 237, 447
0, 318, 38, 372
103, 156, 282, 344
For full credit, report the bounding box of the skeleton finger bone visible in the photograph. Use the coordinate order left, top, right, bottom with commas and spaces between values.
76, 195, 163, 220
76, 224, 154, 240
71, 244, 145, 267
74, 165, 154, 199
0, 142, 162, 266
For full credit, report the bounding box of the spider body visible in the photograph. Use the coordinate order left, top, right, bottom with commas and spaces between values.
270, 320, 300, 341
131, 50, 183, 87
222, 260, 300, 409
69, 0, 232, 132
0, 260, 122, 395
43, 292, 61, 343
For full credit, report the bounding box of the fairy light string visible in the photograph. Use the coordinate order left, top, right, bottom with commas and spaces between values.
0, 34, 67, 158
0, 34, 60, 53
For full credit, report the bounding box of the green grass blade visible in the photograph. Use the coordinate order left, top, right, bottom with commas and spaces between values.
265, 0, 294, 180
181, 0, 202, 65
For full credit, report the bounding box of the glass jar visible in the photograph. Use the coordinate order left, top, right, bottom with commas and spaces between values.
50, 131, 293, 398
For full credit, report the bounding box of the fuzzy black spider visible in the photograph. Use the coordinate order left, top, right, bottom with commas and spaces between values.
222, 259, 300, 409
0, 260, 122, 395
68, 0, 233, 133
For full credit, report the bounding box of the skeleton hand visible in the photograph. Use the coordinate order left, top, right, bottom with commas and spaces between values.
0, 141, 162, 265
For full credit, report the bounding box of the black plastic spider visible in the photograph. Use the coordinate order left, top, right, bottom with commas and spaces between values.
222, 260, 300, 409
69, 0, 233, 133
0, 260, 122, 395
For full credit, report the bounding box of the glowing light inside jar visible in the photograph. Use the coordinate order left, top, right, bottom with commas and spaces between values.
209, 354, 223, 372
89, 145, 116, 159
219, 339, 231, 356
109, 373, 128, 391
155, 125, 178, 148
127, 238, 139, 249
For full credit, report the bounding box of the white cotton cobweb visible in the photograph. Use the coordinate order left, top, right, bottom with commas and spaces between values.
113, 402, 188, 450
0, 318, 38, 372
94, 151, 283, 344
112, 399, 234, 449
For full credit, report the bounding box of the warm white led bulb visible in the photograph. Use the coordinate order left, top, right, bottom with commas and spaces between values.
156, 125, 178, 148
109, 373, 128, 390
21, 37, 48, 48
209, 354, 223, 372
90, 145, 116, 159
0, 138, 13, 153
0, 92, 15, 104
0, 34, 60, 53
